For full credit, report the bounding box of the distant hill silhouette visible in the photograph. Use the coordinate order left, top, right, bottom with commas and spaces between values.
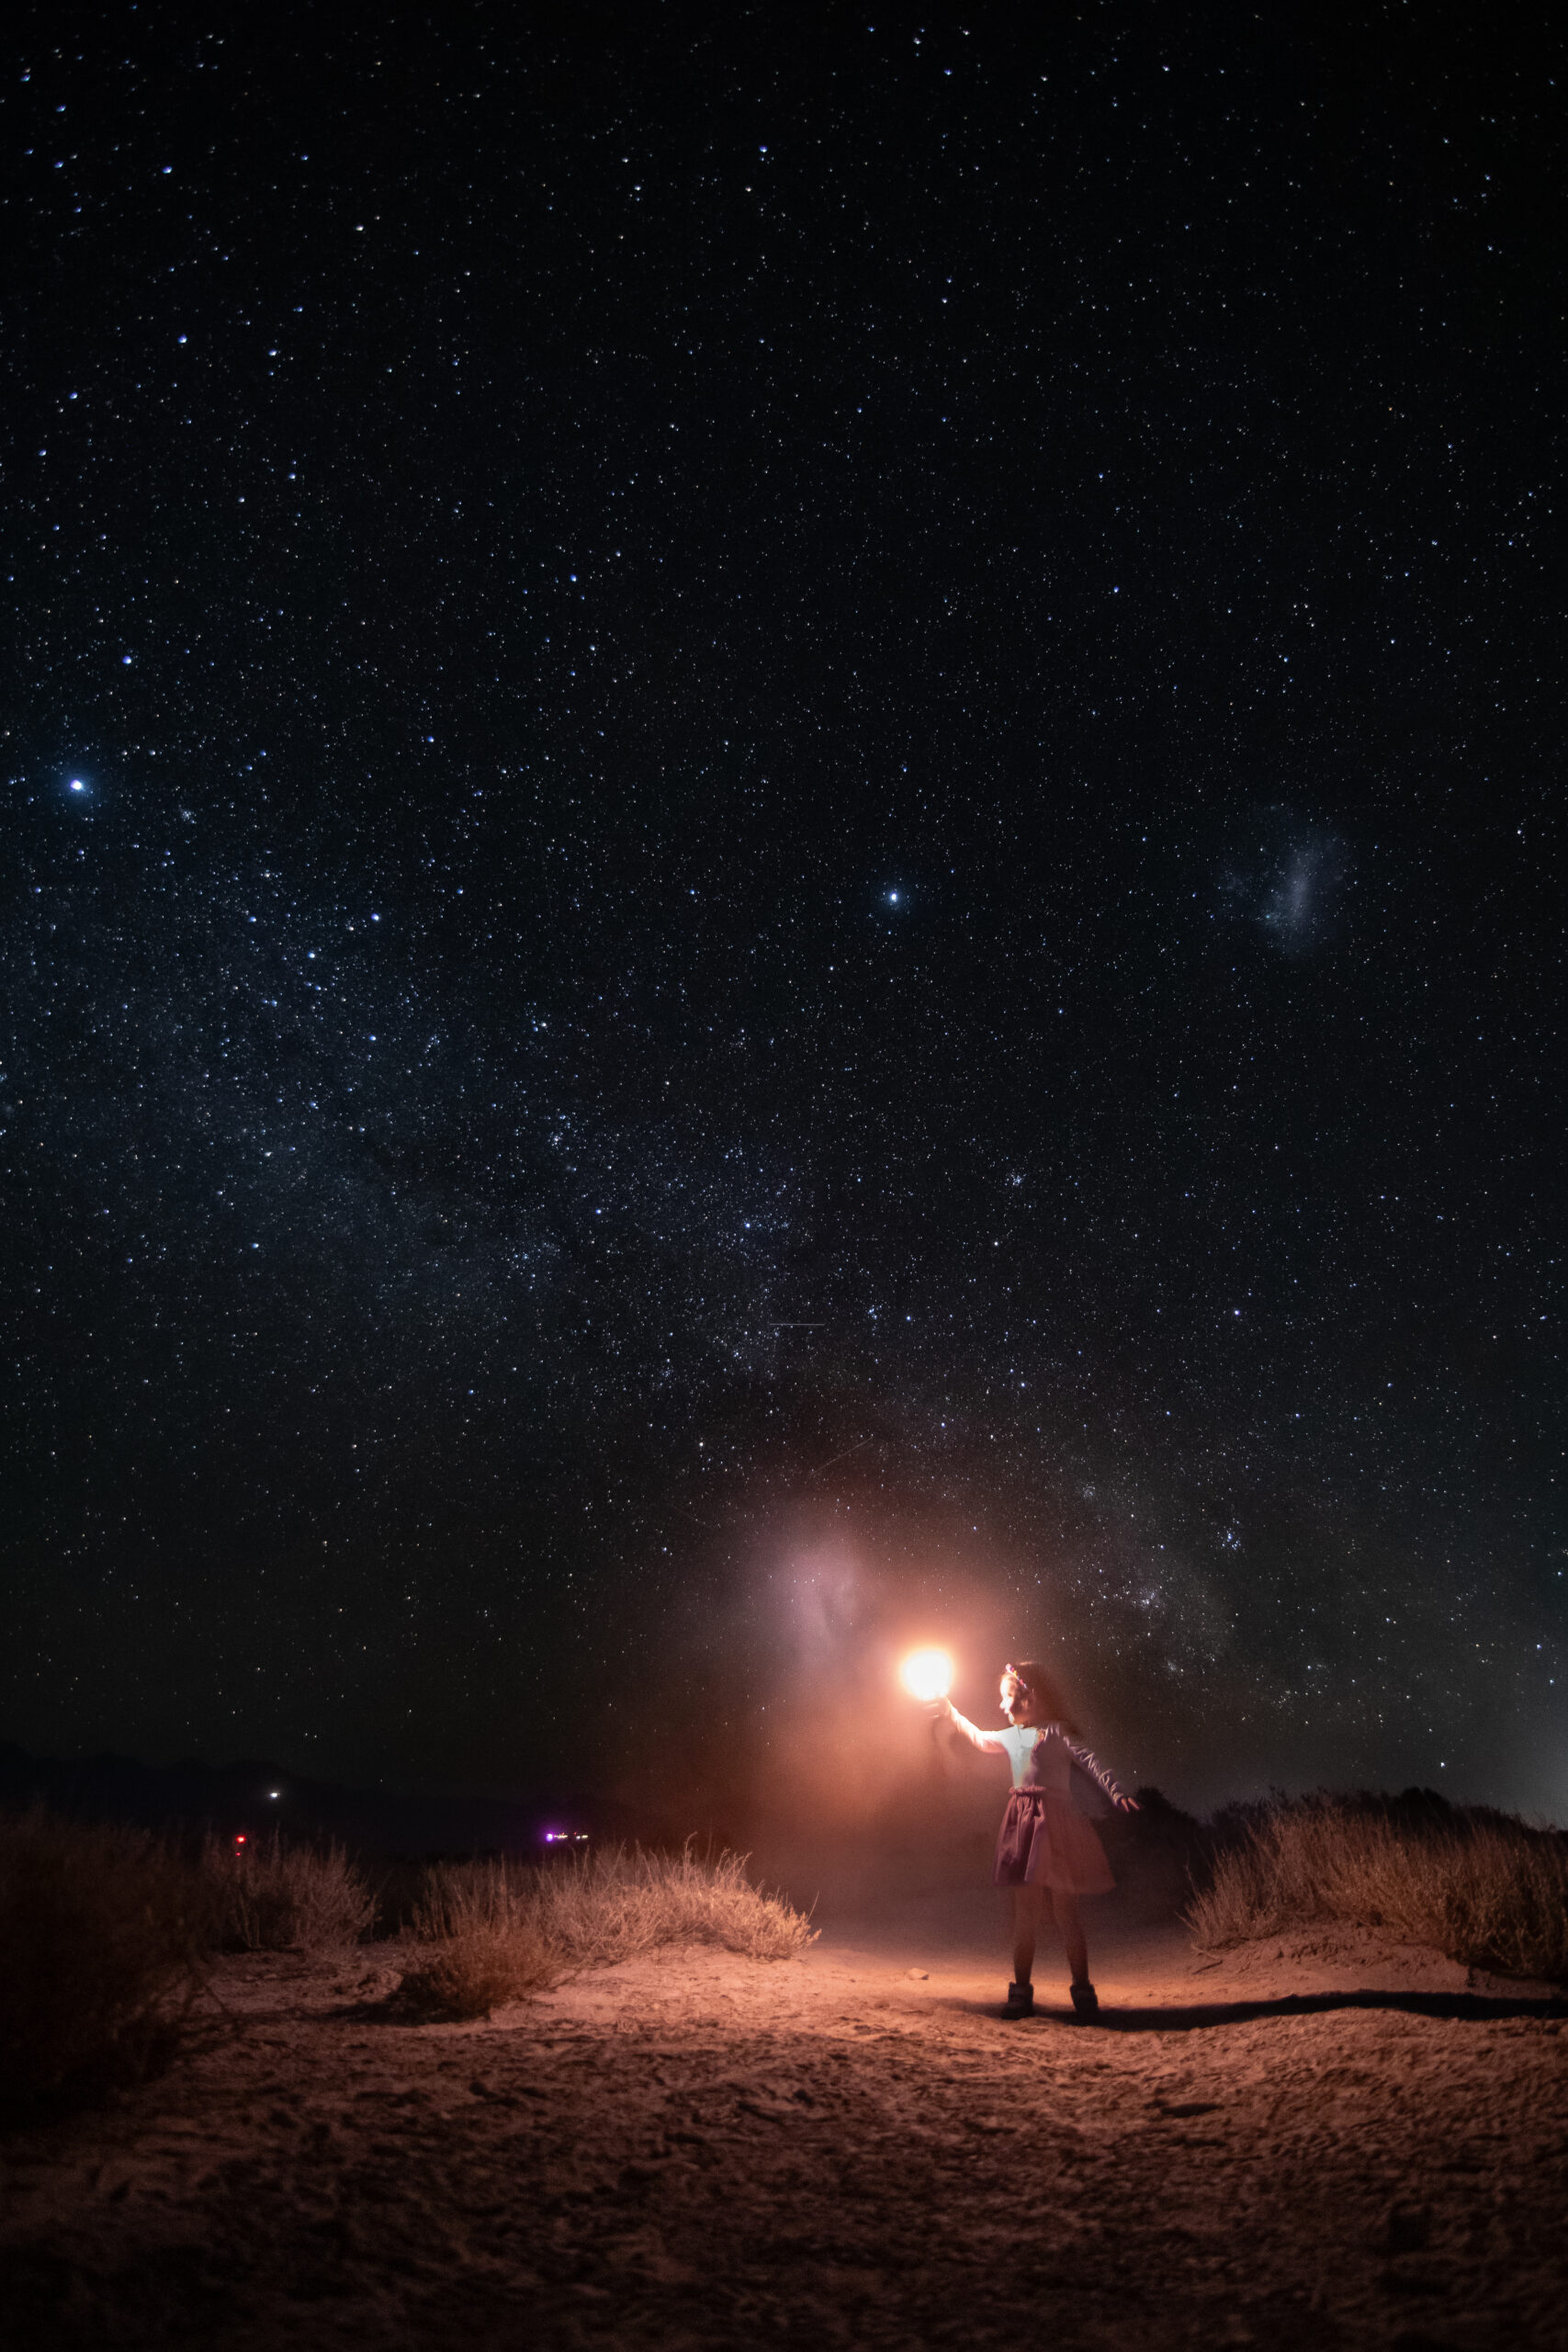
0, 1740, 675, 1858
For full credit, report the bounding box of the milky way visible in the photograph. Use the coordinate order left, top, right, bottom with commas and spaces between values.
4, 7, 1562, 1814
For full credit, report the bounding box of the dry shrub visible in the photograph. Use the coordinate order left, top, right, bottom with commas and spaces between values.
398, 1861, 558, 2019
396, 1843, 815, 2019
0, 1810, 213, 2106
537, 1842, 818, 1968
202, 1829, 374, 1954
1188, 1794, 1568, 1980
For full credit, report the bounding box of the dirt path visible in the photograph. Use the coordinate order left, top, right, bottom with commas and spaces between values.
4, 1913, 1565, 2349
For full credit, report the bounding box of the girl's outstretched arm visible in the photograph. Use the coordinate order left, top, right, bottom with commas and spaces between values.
938, 1700, 1010, 1756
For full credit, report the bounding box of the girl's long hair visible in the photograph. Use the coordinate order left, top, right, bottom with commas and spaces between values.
1008, 1659, 1081, 1738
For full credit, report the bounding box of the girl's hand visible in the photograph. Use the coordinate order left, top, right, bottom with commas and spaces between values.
1114, 1794, 1141, 1813
927, 1696, 953, 1723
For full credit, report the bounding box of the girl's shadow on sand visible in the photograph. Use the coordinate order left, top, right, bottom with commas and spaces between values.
951, 1989, 1568, 2030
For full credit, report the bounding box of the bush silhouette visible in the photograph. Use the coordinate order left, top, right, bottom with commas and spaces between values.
0, 1810, 214, 2107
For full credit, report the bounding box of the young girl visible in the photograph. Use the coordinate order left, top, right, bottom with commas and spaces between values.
938, 1660, 1137, 2017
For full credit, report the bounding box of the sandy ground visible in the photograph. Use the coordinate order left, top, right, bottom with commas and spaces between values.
4, 1884, 1566, 2350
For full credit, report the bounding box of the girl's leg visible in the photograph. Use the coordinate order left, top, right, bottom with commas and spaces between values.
1011, 1884, 1045, 1985
1051, 1891, 1089, 1986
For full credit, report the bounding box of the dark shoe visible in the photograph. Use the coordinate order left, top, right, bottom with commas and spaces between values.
1006, 1980, 1034, 2016
1070, 1981, 1099, 2017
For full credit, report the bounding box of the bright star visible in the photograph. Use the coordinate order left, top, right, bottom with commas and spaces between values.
887, 889, 899, 903
69, 779, 85, 793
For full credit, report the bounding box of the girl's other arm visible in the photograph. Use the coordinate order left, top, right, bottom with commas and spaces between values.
1061, 1735, 1140, 1812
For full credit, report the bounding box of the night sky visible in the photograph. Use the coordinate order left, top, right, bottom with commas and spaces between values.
5, 4, 1563, 1822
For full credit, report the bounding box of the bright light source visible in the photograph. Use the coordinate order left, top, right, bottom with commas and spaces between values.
898, 1647, 953, 1702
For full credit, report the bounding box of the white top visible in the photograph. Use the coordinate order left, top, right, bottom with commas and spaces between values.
947, 1712, 1127, 1805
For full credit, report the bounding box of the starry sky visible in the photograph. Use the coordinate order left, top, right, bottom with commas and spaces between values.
4, 3, 1563, 1821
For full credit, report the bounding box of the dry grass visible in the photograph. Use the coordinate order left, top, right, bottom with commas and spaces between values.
202, 1830, 374, 1955
536, 1842, 818, 1968
397, 1861, 559, 2019
0, 1810, 214, 2106
396, 1843, 816, 2019
1188, 1794, 1568, 1980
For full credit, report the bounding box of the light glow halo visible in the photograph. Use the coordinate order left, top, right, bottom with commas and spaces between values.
898, 1647, 953, 1703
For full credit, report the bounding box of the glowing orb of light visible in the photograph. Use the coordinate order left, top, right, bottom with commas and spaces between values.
898, 1647, 953, 1702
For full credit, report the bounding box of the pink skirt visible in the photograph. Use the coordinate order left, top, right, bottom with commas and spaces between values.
993, 1789, 1115, 1894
